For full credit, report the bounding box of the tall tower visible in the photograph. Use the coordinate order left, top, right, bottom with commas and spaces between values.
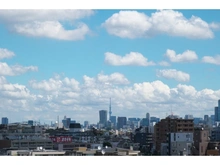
109, 98, 112, 120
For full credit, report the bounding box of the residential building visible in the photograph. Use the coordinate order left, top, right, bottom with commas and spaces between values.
0, 133, 53, 150
27, 120, 34, 126
69, 123, 81, 132
211, 126, 220, 141
154, 116, 194, 154
167, 132, 193, 155
191, 127, 210, 155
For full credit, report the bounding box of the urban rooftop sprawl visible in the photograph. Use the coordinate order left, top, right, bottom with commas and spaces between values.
0, 99, 220, 156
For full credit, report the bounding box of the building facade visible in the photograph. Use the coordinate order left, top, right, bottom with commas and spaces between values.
117, 117, 127, 130
1, 117, 8, 125
99, 110, 107, 126
110, 116, 116, 127
192, 127, 210, 155
167, 132, 193, 155
154, 116, 194, 154
215, 100, 220, 122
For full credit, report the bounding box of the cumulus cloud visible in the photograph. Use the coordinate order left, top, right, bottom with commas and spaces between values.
0, 77, 33, 99
13, 21, 90, 41
0, 10, 93, 40
0, 10, 94, 23
158, 61, 170, 66
209, 22, 220, 30
0, 62, 38, 76
104, 52, 155, 66
102, 10, 217, 39
164, 49, 198, 63
202, 55, 220, 65
0, 48, 15, 60
156, 69, 190, 82
1, 72, 220, 123
0, 47, 38, 76
97, 72, 130, 85
29, 77, 80, 92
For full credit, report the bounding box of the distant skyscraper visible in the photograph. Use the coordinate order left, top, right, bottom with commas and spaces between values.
109, 98, 112, 121
2, 117, 8, 125
204, 115, 209, 124
70, 120, 76, 124
215, 107, 218, 122
128, 118, 138, 122
214, 100, 220, 122
184, 115, 194, 119
117, 117, 127, 129
211, 115, 215, 125
84, 121, 89, 128
193, 117, 203, 125
217, 99, 220, 122
62, 116, 71, 128
99, 110, 107, 125
150, 117, 160, 123
146, 113, 150, 119
110, 116, 116, 126
141, 118, 150, 127
146, 113, 150, 126
66, 118, 71, 128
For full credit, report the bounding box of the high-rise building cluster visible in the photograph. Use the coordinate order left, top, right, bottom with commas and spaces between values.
1, 99, 220, 156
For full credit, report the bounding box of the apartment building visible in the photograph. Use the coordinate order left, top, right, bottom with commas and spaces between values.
154, 116, 194, 154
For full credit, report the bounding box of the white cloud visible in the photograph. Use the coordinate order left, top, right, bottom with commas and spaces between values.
0, 48, 15, 60
0, 10, 94, 23
0, 10, 93, 40
0, 62, 38, 76
209, 22, 220, 30
0, 48, 38, 76
102, 10, 216, 39
97, 72, 130, 85
164, 49, 198, 63
29, 78, 64, 92
1, 72, 220, 124
202, 55, 220, 65
0, 76, 7, 84
104, 52, 155, 66
0, 77, 32, 99
156, 69, 190, 82
13, 21, 90, 41
102, 11, 151, 39
158, 61, 170, 66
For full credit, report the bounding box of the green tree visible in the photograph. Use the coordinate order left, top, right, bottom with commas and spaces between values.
103, 141, 112, 148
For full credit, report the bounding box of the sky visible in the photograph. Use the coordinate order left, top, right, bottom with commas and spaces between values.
0, 8, 220, 124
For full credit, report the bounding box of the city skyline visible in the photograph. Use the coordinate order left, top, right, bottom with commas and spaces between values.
0, 9, 220, 124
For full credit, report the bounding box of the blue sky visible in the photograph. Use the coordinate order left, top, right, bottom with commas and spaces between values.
0, 9, 220, 124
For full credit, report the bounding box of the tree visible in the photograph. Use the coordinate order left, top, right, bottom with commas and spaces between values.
103, 141, 112, 148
